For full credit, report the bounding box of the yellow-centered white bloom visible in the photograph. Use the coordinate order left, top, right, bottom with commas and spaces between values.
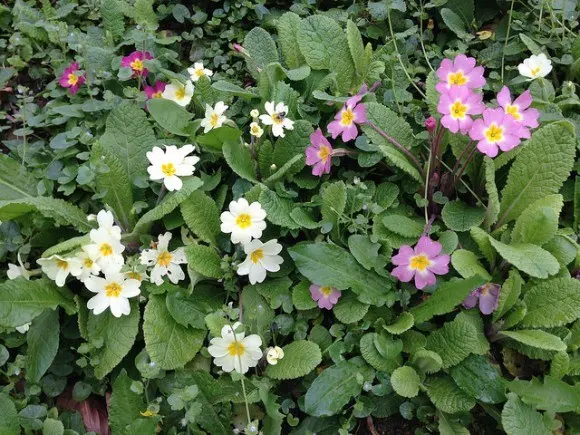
220, 198, 267, 245
162, 80, 194, 107
266, 346, 285, 365
94, 210, 122, 240
85, 228, 125, 275
76, 247, 101, 282
249, 122, 263, 138
188, 62, 213, 82
85, 272, 141, 317
259, 101, 294, 137
237, 239, 283, 284
140, 232, 187, 285
250, 109, 260, 118
207, 322, 262, 374
200, 101, 228, 133
37, 255, 83, 287
7, 253, 37, 280
518, 53, 552, 80
146, 144, 200, 192
16, 323, 31, 334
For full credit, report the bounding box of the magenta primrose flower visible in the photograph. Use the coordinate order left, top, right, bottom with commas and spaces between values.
59, 62, 85, 95
310, 284, 342, 310
436, 54, 486, 93
305, 128, 334, 176
144, 81, 166, 100
121, 51, 153, 77
327, 94, 367, 142
437, 86, 484, 134
391, 236, 450, 290
469, 108, 521, 158
463, 283, 501, 315
496, 86, 539, 139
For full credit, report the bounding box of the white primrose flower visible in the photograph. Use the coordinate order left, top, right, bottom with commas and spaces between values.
249, 122, 263, 138
237, 239, 283, 284
76, 247, 101, 282
259, 101, 294, 138
85, 272, 141, 317
7, 253, 37, 280
200, 101, 228, 133
146, 144, 200, 192
15, 323, 31, 334
220, 198, 267, 245
162, 80, 194, 107
207, 322, 262, 374
266, 346, 285, 365
140, 232, 187, 285
188, 62, 213, 82
94, 210, 122, 240
37, 255, 83, 287
518, 53, 552, 80
250, 109, 260, 119
85, 228, 125, 274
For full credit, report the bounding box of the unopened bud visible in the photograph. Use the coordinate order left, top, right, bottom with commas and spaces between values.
270, 164, 277, 171
427, 19, 434, 30
425, 116, 437, 132
233, 43, 247, 55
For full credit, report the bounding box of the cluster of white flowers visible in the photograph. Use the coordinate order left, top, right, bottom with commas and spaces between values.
250, 101, 294, 138
139, 232, 187, 286
162, 62, 214, 107
219, 198, 283, 285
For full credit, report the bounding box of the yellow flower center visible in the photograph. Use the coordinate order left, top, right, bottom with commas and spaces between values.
320, 286, 333, 296
450, 100, 468, 119
99, 243, 113, 257
251, 125, 261, 134
130, 58, 144, 72
175, 87, 186, 100
152, 91, 162, 98
340, 108, 355, 126
271, 113, 284, 125
484, 123, 504, 143
235, 213, 252, 229
317, 145, 331, 162
448, 71, 467, 86
250, 249, 264, 264
209, 113, 220, 127
126, 271, 143, 281
84, 258, 94, 268
505, 104, 521, 121
105, 282, 122, 298
409, 254, 431, 272
157, 251, 173, 267
195, 69, 205, 78
68, 74, 79, 86
530, 67, 540, 77
227, 341, 246, 356
161, 163, 176, 177
56, 259, 69, 270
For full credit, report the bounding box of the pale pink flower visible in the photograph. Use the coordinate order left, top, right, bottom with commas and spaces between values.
496, 86, 539, 139
327, 95, 367, 142
463, 283, 501, 315
305, 128, 334, 176
469, 108, 521, 158
436, 54, 486, 93
437, 86, 485, 134
310, 285, 341, 310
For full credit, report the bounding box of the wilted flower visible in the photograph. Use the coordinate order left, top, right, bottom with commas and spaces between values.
146, 144, 200, 191
144, 81, 166, 100
327, 94, 367, 142
15, 323, 31, 334
463, 283, 501, 314
496, 86, 539, 139
85, 272, 141, 317
37, 255, 83, 287
7, 253, 37, 280
220, 198, 267, 245
435, 54, 486, 93
391, 236, 450, 290
188, 62, 213, 82
518, 53, 552, 80
207, 322, 262, 374
259, 102, 294, 137
59, 62, 85, 95
437, 86, 484, 134
469, 108, 521, 158
305, 128, 334, 177
237, 239, 283, 284
425, 116, 437, 132
140, 232, 187, 285
200, 101, 228, 133
121, 50, 153, 77
310, 284, 342, 309
266, 346, 285, 365
162, 80, 194, 107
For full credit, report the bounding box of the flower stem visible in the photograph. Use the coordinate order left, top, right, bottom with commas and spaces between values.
239, 370, 252, 427
500, 0, 516, 83
155, 185, 166, 206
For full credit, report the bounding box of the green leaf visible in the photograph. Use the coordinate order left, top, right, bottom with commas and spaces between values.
0, 278, 75, 327
483, 156, 500, 229
500, 330, 567, 352
109, 370, 146, 433
0, 197, 91, 232
470, 226, 496, 264
333, 292, 369, 324
266, 341, 322, 380
276, 12, 306, 69
425, 314, 479, 368
493, 269, 522, 321
180, 190, 220, 245
426, 376, 475, 413
146, 98, 194, 136
520, 278, 580, 328
450, 354, 505, 404
101, 0, 125, 40
133, 0, 158, 30
166, 284, 223, 329
271, 120, 313, 178
304, 360, 362, 416
410, 276, 486, 324
385, 312, 414, 335
99, 102, 157, 185
197, 126, 242, 152
244, 27, 279, 78
211, 81, 255, 99
0, 393, 19, 435
134, 177, 203, 234
250, 277, 293, 313
87, 304, 139, 379
258, 187, 301, 230
391, 366, 421, 398
184, 244, 224, 279
382, 214, 424, 238
144, 295, 205, 370
488, 237, 559, 279
292, 281, 317, 310
501, 393, 552, 435
321, 181, 346, 226
438, 411, 470, 435
442, 200, 485, 232
440, 8, 471, 39
348, 234, 382, 270
451, 249, 491, 280
42, 419, 64, 435
92, 141, 135, 230
411, 349, 443, 374
549, 352, 569, 379
359, 333, 400, 373
498, 121, 576, 225
425, 71, 438, 116
289, 242, 391, 306
297, 15, 355, 93
346, 19, 367, 80
189, 372, 234, 434
0, 153, 37, 200
512, 195, 563, 245
241, 285, 275, 336
26, 309, 59, 383
222, 140, 257, 182
508, 376, 580, 413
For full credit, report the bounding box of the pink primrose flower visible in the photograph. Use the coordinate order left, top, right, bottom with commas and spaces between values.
436, 54, 486, 93
469, 107, 521, 158
305, 128, 334, 177
121, 51, 153, 77
144, 81, 166, 99
437, 86, 485, 134
310, 284, 342, 309
327, 94, 367, 142
59, 62, 85, 95
463, 283, 501, 315
496, 86, 539, 139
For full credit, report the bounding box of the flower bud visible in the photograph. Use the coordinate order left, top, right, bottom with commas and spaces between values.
250, 109, 259, 118
270, 164, 277, 171
425, 116, 437, 132
427, 19, 434, 30
266, 346, 285, 365
233, 43, 247, 55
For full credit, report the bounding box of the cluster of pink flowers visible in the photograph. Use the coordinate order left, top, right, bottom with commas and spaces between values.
305, 89, 367, 177
436, 54, 539, 158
